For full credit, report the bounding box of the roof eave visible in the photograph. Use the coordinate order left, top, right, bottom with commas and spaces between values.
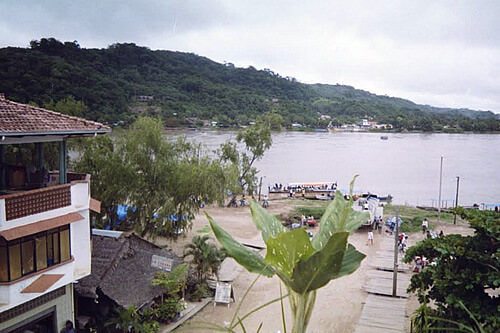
0, 129, 111, 137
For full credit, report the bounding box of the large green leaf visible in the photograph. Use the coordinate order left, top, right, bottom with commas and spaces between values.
264, 228, 315, 278
290, 231, 350, 294
250, 199, 288, 243
311, 176, 368, 250
330, 243, 366, 280
207, 213, 275, 277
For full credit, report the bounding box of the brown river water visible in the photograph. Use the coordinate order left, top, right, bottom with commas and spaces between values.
174, 130, 500, 207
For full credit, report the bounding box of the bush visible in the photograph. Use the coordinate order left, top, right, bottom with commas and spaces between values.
189, 283, 212, 301
155, 297, 184, 322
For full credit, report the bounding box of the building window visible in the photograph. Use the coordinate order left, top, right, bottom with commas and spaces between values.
0, 226, 71, 282
0, 246, 8, 282
21, 239, 35, 275
47, 230, 60, 266
60, 227, 70, 262
36, 236, 47, 270
9, 243, 21, 280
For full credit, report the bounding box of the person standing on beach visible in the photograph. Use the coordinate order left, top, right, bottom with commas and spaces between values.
422, 218, 428, 234
301, 214, 306, 227
366, 231, 374, 245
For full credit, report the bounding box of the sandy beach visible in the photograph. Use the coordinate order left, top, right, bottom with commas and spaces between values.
156, 199, 472, 332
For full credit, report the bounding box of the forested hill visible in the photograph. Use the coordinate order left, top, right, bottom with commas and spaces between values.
0, 38, 498, 131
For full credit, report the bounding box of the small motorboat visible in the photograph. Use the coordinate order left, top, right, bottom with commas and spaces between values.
315, 194, 333, 200
380, 135, 388, 140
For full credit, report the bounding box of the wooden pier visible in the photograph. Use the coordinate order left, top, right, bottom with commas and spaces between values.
354, 294, 408, 332
355, 235, 413, 332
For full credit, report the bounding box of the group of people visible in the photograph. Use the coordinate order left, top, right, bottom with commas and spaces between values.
270, 183, 284, 191
300, 214, 316, 227
373, 216, 383, 233
270, 182, 337, 192
228, 194, 270, 208
422, 218, 444, 239
398, 233, 409, 252
413, 256, 428, 273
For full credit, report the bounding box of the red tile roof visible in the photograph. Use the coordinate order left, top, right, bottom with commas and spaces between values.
0, 93, 111, 136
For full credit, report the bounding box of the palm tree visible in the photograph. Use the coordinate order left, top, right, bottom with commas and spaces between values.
184, 235, 224, 283
105, 306, 143, 333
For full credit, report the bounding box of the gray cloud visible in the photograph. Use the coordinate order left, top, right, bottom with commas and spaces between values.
1, 0, 499, 112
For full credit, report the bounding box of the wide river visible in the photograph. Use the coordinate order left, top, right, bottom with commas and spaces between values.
172, 130, 499, 207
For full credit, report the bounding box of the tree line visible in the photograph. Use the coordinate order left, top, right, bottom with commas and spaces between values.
0, 38, 498, 132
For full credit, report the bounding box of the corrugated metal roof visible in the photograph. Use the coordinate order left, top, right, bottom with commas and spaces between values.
92, 229, 123, 239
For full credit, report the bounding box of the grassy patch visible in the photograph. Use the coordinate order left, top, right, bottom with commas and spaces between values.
384, 205, 465, 233
277, 200, 329, 224
293, 206, 328, 220
279, 201, 464, 233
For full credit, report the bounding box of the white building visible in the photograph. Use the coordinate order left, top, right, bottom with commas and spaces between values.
0, 93, 110, 332
359, 118, 370, 127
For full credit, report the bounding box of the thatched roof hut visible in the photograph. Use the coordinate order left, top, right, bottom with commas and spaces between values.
75, 230, 182, 308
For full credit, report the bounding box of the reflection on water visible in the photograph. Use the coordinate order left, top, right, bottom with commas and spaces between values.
171, 130, 500, 206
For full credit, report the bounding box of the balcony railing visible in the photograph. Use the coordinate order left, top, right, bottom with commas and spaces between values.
1, 185, 72, 221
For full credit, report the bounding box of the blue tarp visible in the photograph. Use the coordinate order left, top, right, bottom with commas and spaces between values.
114, 205, 187, 225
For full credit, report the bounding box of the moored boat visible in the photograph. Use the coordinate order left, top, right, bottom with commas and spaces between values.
268, 181, 337, 200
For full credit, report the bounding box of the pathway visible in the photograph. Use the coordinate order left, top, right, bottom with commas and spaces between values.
355, 232, 413, 332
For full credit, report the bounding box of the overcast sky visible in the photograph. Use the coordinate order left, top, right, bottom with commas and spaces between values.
1, 1, 499, 113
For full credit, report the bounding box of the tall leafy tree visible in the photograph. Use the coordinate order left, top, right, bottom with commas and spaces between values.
72, 134, 132, 228
44, 95, 88, 117
73, 117, 226, 238
218, 112, 279, 196
403, 209, 500, 331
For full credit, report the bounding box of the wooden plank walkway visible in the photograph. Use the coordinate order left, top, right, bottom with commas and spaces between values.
370, 239, 411, 272
363, 270, 411, 298
354, 294, 407, 333
355, 235, 411, 332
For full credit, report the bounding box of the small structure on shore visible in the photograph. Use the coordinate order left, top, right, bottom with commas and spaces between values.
75, 230, 182, 327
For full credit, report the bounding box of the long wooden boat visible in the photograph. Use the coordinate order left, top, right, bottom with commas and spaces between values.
268, 181, 337, 200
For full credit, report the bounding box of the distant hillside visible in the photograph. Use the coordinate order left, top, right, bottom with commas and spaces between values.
0, 38, 498, 132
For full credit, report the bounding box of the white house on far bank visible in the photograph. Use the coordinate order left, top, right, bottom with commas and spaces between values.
0, 93, 110, 332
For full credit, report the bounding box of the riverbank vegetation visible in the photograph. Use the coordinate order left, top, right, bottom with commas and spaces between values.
1, 38, 499, 132
404, 209, 499, 332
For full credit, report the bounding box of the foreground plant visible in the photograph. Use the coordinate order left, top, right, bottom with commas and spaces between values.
207, 177, 368, 333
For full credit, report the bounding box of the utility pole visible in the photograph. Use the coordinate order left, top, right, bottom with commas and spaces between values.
392, 207, 399, 297
438, 155, 443, 224
258, 176, 263, 201
454, 176, 460, 225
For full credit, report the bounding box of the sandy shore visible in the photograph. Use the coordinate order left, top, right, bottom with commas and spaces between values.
155, 199, 472, 332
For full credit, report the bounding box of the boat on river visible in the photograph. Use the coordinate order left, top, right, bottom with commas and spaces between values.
315, 193, 334, 200
268, 181, 337, 200
359, 192, 393, 202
